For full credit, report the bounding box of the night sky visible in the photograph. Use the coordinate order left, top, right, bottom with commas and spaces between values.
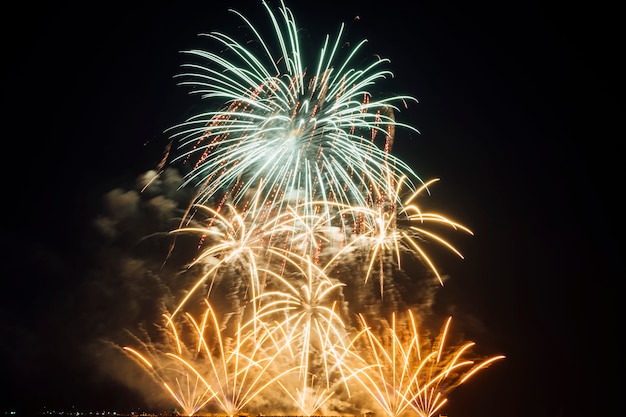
2, 1, 616, 416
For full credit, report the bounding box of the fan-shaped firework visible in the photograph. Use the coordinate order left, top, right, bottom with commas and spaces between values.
123, 314, 216, 416
125, 301, 299, 416
345, 311, 505, 417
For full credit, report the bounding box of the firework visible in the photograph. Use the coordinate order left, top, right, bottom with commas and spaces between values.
123, 314, 216, 416
345, 311, 505, 417
320, 176, 474, 294
253, 250, 351, 415
125, 301, 299, 416
121, 1, 504, 415
167, 0, 421, 226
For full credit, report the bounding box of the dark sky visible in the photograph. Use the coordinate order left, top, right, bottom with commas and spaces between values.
2, 1, 617, 416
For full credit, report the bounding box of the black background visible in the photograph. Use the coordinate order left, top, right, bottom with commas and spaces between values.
2, 1, 617, 416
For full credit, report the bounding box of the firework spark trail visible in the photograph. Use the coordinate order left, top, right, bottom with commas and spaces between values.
400, 178, 474, 284
122, 1, 504, 415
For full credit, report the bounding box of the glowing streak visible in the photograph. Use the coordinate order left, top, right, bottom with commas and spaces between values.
123, 347, 153, 368
460, 355, 507, 384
